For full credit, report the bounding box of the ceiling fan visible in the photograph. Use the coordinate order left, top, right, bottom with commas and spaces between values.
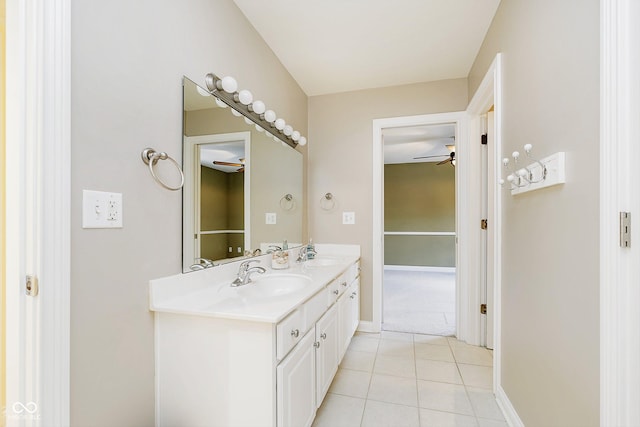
413, 144, 456, 166
213, 158, 245, 172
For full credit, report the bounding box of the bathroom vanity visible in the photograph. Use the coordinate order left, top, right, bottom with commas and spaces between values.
149, 244, 360, 427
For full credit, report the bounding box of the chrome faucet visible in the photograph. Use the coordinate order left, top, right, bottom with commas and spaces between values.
296, 243, 317, 263
231, 260, 266, 287
190, 257, 215, 270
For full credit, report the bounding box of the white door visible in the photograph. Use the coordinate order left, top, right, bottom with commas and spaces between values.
277, 330, 316, 427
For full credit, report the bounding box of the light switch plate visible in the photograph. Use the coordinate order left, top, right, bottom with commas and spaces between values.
265, 212, 277, 224
343, 211, 356, 224
83, 190, 123, 228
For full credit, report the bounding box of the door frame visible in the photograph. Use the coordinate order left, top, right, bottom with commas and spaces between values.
466, 53, 503, 392
183, 132, 251, 270
371, 111, 471, 339
5, 0, 71, 425
600, 0, 640, 424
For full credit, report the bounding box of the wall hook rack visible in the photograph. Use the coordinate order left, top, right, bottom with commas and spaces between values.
499, 144, 565, 195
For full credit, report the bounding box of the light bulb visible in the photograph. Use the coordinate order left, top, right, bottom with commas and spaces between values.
512, 151, 520, 160
237, 90, 253, 105
517, 168, 527, 177
499, 179, 505, 186
251, 100, 266, 114
502, 158, 509, 166
524, 143, 533, 153
218, 76, 238, 93
507, 174, 515, 182
231, 109, 241, 117
196, 86, 210, 97
264, 110, 276, 123
274, 118, 285, 131
298, 136, 307, 146
283, 125, 293, 136
451, 159, 456, 166
215, 98, 228, 109
291, 131, 301, 141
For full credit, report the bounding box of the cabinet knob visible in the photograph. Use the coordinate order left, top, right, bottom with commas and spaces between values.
341, 281, 347, 287
350, 292, 357, 299
320, 333, 327, 340
314, 341, 320, 348
291, 329, 300, 338
333, 290, 339, 295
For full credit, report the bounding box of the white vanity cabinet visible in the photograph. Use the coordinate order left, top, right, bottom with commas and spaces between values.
153, 257, 360, 427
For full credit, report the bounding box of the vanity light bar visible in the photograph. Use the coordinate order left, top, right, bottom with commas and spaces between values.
204, 73, 304, 149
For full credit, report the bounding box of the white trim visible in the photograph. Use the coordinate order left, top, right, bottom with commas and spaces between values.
600, 0, 640, 425
6, 0, 71, 425
372, 112, 468, 336
495, 386, 525, 427
356, 321, 377, 333
383, 231, 456, 236
383, 265, 456, 274
466, 54, 503, 392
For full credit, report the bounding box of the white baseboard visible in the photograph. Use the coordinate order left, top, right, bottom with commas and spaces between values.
356, 321, 380, 333
495, 385, 524, 427
384, 265, 456, 273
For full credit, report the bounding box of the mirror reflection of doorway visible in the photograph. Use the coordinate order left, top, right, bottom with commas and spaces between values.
382, 124, 457, 336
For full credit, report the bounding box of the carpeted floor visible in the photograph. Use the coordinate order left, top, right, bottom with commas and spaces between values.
382, 269, 456, 336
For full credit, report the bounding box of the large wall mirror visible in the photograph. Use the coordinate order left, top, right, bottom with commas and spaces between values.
182, 77, 304, 272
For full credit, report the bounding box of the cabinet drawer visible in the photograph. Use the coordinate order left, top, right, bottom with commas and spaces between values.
277, 309, 305, 360
327, 279, 341, 306
305, 288, 328, 327
344, 261, 360, 285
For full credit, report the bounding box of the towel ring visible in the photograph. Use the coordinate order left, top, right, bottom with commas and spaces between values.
141, 148, 184, 191
320, 192, 335, 211
280, 194, 295, 211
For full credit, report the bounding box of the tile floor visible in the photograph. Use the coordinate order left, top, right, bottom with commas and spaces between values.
313, 331, 506, 427
383, 270, 456, 336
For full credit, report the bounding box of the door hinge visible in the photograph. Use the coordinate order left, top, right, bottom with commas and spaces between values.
620, 212, 631, 248
481, 219, 488, 230
480, 304, 487, 315
26, 275, 39, 297
481, 134, 488, 145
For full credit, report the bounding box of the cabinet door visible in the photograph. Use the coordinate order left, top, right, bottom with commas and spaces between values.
348, 279, 360, 338
277, 330, 316, 427
315, 304, 339, 407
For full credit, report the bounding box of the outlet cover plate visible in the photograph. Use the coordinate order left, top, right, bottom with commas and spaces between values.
83, 190, 123, 228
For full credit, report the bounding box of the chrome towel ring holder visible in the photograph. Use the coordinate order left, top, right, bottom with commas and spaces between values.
280, 194, 295, 211
141, 148, 184, 191
320, 193, 335, 211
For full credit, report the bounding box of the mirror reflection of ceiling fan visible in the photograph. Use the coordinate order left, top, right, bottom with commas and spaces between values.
213, 157, 245, 172
414, 143, 456, 166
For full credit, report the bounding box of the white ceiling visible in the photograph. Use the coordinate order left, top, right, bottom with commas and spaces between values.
383, 123, 455, 164
232, 0, 501, 96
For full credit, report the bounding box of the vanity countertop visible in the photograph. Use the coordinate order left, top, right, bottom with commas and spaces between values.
149, 244, 360, 324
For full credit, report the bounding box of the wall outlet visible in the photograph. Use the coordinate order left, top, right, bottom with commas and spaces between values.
343, 211, 356, 225
82, 190, 123, 228
265, 212, 277, 224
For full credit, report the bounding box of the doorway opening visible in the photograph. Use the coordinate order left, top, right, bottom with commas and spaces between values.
382, 123, 457, 336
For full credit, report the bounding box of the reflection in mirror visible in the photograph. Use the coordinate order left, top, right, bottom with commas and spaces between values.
182, 77, 303, 272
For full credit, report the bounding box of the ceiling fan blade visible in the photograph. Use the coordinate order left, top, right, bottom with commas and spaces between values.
214, 160, 243, 167
413, 154, 448, 160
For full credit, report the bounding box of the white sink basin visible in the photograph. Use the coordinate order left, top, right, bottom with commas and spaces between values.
304, 256, 345, 268
240, 273, 313, 298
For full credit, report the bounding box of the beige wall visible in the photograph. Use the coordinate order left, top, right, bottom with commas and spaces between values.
308, 79, 467, 321
70, 0, 307, 425
384, 162, 455, 267
468, 0, 600, 425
